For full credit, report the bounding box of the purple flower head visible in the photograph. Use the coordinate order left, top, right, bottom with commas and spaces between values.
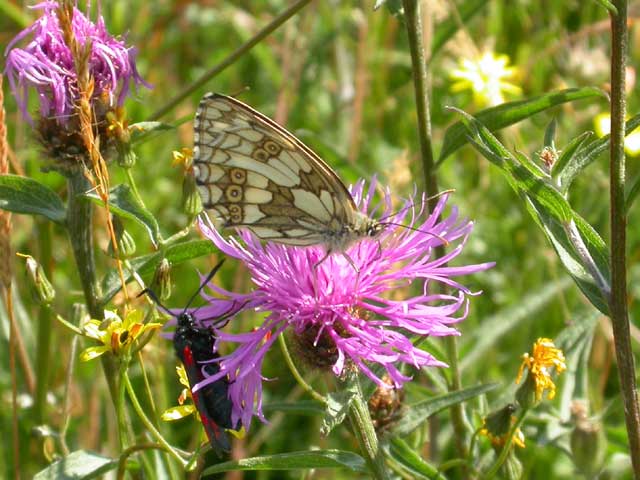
4, 1, 150, 124
189, 178, 494, 431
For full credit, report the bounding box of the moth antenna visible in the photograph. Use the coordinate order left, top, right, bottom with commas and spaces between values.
182, 259, 226, 314
139, 259, 226, 319
137, 287, 174, 317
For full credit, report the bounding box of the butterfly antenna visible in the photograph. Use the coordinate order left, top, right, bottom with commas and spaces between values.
378, 221, 450, 246
376, 189, 455, 223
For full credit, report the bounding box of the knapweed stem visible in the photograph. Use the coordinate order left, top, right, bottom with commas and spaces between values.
608, 1, 640, 476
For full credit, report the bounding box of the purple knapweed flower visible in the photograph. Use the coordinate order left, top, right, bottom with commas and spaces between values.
4, 1, 149, 124
189, 179, 494, 431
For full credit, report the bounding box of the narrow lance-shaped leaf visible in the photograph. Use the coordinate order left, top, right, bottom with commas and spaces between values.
0, 174, 66, 224
82, 184, 160, 247
101, 239, 219, 303
386, 437, 447, 480
555, 114, 640, 192
202, 450, 367, 476
439, 87, 607, 163
458, 110, 610, 314
395, 383, 499, 436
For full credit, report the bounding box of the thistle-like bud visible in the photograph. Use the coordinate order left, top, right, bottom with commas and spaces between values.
18, 253, 55, 305
151, 258, 172, 301
368, 375, 405, 432
569, 400, 606, 476
182, 171, 202, 220
107, 217, 136, 259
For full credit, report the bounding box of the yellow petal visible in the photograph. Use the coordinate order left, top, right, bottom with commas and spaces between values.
80, 345, 109, 362
162, 405, 196, 421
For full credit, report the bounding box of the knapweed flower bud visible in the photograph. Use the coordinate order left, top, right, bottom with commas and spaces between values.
570, 400, 606, 476
107, 217, 136, 259
18, 253, 55, 305
151, 259, 172, 301
368, 375, 405, 432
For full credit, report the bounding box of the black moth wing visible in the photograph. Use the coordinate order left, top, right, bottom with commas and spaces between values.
173, 314, 236, 456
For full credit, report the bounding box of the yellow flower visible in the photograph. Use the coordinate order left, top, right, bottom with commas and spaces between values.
594, 112, 640, 156
161, 365, 197, 421
172, 147, 193, 170
480, 404, 525, 450
80, 309, 162, 361
480, 424, 526, 449
516, 338, 566, 402
450, 51, 522, 107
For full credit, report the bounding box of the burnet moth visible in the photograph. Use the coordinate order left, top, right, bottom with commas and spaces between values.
141, 259, 242, 455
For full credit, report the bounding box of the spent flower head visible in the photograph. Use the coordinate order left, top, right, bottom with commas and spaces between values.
480, 404, 525, 449
450, 51, 521, 107
4, 1, 150, 172
516, 337, 566, 405
80, 309, 161, 361
185, 179, 493, 430
4, 1, 148, 123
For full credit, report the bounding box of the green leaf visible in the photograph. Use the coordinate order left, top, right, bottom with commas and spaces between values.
0, 174, 66, 224
387, 437, 446, 480
432, 0, 488, 59
202, 450, 367, 475
461, 278, 573, 371
34, 450, 118, 480
321, 381, 358, 435
101, 239, 218, 303
395, 383, 499, 436
544, 118, 558, 149
129, 121, 175, 145
458, 110, 611, 314
592, 0, 618, 14
556, 114, 640, 192
439, 87, 607, 163
551, 131, 593, 190
626, 170, 640, 212
83, 184, 160, 246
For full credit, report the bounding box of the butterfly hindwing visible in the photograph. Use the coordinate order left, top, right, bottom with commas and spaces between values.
193, 93, 380, 251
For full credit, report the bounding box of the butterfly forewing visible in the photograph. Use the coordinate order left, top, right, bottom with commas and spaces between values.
193, 94, 380, 251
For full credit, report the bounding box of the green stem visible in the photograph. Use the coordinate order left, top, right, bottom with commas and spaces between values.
402, 0, 437, 201
149, 0, 313, 121
348, 379, 389, 480
123, 372, 187, 468
66, 171, 122, 431
278, 334, 326, 404
609, 2, 640, 477
66, 172, 102, 318
34, 220, 53, 423
402, 0, 469, 462
482, 412, 527, 479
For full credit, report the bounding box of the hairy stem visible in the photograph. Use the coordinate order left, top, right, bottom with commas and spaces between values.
402, 0, 469, 462
609, 1, 640, 477
348, 379, 389, 480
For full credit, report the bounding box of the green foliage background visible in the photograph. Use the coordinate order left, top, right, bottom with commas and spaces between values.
0, 0, 638, 478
